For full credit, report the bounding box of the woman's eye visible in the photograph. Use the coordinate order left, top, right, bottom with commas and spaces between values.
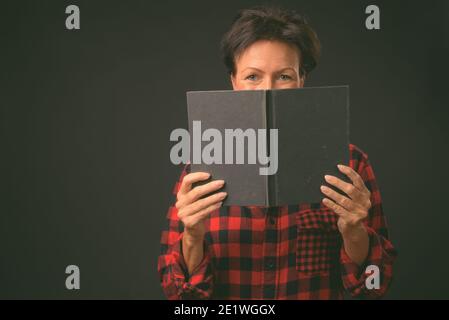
245, 74, 258, 81
279, 74, 293, 81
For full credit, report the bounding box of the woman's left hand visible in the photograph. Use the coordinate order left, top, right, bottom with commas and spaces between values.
320, 164, 372, 236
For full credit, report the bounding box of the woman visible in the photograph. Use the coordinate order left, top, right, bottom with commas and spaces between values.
158, 6, 396, 300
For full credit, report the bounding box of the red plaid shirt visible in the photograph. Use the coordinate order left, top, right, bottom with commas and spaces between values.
158, 144, 397, 299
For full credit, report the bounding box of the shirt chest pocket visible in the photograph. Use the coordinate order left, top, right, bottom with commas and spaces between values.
295, 209, 342, 275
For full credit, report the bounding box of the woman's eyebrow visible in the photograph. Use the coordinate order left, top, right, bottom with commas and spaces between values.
241, 67, 297, 73
276, 67, 297, 73
241, 67, 264, 73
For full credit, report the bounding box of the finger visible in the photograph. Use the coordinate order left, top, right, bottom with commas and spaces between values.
183, 201, 222, 228
323, 197, 368, 227
178, 191, 227, 219
322, 198, 350, 217
337, 164, 370, 194
178, 179, 225, 208
178, 172, 211, 195
324, 174, 364, 201
320, 185, 356, 211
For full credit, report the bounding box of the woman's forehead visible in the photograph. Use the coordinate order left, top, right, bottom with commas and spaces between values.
235, 40, 300, 71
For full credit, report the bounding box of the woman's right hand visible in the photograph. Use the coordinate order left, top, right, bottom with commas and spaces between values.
175, 172, 227, 241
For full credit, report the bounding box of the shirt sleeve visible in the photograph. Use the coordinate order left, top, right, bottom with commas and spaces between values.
157, 165, 214, 300
340, 144, 398, 299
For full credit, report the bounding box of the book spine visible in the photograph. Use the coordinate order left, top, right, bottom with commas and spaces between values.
265, 90, 277, 207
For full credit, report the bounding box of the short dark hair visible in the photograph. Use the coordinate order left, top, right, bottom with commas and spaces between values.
221, 6, 321, 78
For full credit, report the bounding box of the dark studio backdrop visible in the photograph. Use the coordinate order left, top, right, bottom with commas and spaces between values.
1, 0, 448, 299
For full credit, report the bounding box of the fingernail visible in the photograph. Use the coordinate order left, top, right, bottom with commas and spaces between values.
337, 164, 344, 170
324, 175, 331, 181
320, 185, 327, 191
217, 201, 223, 207
219, 192, 227, 198
216, 180, 225, 186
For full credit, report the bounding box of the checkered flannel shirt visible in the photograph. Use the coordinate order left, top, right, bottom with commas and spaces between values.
158, 144, 397, 299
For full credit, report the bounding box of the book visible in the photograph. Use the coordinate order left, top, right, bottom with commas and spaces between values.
186, 86, 350, 206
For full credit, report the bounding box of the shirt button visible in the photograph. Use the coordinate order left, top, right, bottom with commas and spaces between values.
265, 259, 275, 270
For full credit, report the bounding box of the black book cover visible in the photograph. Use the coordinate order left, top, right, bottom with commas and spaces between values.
186, 86, 349, 206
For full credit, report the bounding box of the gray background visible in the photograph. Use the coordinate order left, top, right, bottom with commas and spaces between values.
1, 0, 448, 299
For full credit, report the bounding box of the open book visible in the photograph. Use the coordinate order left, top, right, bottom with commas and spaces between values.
186, 86, 349, 206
